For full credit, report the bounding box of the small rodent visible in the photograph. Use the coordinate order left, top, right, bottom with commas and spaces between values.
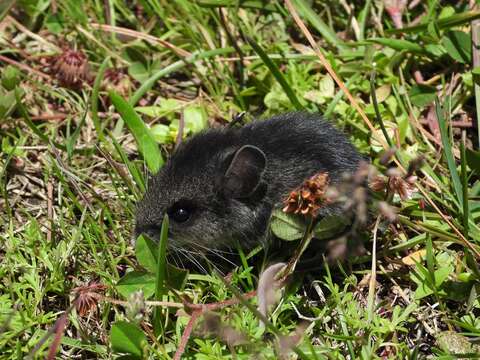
135, 112, 362, 266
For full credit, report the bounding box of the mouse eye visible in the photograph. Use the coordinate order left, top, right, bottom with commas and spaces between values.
168, 202, 194, 223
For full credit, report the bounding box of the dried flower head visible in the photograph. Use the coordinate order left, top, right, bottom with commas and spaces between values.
386, 168, 416, 201
283, 172, 330, 217
53, 48, 90, 88
369, 175, 387, 193
370, 167, 418, 201
72, 282, 107, 317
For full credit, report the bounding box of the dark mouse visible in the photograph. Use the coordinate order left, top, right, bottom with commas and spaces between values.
135, 112, 362, 267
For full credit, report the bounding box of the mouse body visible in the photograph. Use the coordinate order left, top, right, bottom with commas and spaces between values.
135, 112, 362, 263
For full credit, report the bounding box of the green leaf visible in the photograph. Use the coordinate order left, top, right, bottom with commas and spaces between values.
135, 98, 182, 118
0, 90, 17, 121
128, 62, 150, 83
135, 235, 158, 273
472, 67, 480, 76
442, 31, 472, 64
150, 124, 171, 144
116, 271, 155, 299
466, 149, 480, 174
425, 44, 447, 57
412, 264, 453, 300
45, 13, 65, 34
109, 91, 163, 173
270, 209, 306, 241
366, 38, 424, 53
110, 321, 147, 359
184, 105, 208, 134
409, 85, 436, 108
1, 66, 20, 91
303, 75, 335, 105
434, 266, 453, 288
313, 215, 349, 240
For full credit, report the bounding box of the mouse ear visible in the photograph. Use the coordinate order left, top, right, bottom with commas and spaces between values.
222, 145, 266, 199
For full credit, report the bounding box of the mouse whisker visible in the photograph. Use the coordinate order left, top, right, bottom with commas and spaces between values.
205, 249, 237, 267
179, 248, 208, 274
168, 250, 183, 269
193, 242, 236, 256
187, 242, 238, 268
198, 252, 225, 276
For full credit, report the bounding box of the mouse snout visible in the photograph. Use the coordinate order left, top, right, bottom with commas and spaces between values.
134, 219, 177, 244
134, 222, 161, 242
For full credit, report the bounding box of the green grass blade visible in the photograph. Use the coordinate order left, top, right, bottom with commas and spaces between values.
91, 56, 110, 141
246, 36, 303, 111
370, 71, 393, 147
324, 73, 360, 118
153, 214, 169, 336
358, 0, 372, 41
291, 0, 344, 48
386, 10, 480, 35
66, 111, 87, 159
109, 91, 163, 173
109, 136, 145, 194
435, 98, 463, 209
197, 0, 277, 11
366, 38, 424, 53
460, 134, 469, 236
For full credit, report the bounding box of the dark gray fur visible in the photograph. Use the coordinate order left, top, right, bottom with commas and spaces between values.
135, 112, 362, 255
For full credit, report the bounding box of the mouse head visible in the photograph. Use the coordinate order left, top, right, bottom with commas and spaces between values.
134, 139, 268, 254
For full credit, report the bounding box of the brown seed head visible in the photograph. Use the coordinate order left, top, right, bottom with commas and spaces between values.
72, 282, 107, 317
388, 174, 415, 200
283, 172, 330, 217
369, 175, 387, 192
53, 48, 90, 88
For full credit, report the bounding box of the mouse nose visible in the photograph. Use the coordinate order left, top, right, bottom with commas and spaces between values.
135, 222, 175, 244
134, 223, 161, 242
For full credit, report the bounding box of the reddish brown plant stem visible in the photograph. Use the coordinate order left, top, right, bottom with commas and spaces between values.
174, 310, 201, 360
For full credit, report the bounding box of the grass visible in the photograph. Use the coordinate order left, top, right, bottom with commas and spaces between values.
1, 0, 480, 359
